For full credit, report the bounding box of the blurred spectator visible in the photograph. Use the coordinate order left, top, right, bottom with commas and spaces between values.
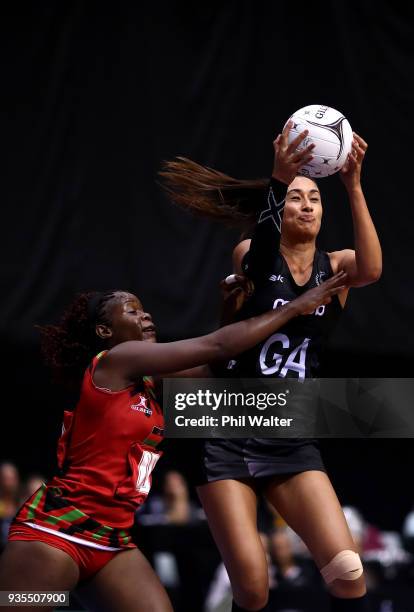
135, 471, 209, 611
343, 505, 411, 589
204, 532, 273, 612
0, 462, 20, 550
269, 529, 315, 589
19, 474, 45, 505
260, 496, 310, 557
137, 470, 204, 526
164, 471, 195, 525
342, 505, 366, 554
343, 505, 389, 556
134, 496, 414, 612
204, 561, 232, 612
402, 505, 414, 554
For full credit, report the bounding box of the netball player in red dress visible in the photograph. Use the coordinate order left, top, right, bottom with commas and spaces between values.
161, 124, 381, 612
0, 230, 345, 610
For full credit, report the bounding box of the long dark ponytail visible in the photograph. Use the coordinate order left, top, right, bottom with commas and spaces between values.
159, 157, 269, 227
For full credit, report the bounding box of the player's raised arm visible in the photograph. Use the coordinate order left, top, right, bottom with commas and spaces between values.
330, 133, 382, 289
234, 121, 315, 282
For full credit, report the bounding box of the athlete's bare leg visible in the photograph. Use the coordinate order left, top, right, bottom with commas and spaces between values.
74, 547, 173, 612
197, 479, 268, 611
0, 541, 79, 612
264, 470, 366, 599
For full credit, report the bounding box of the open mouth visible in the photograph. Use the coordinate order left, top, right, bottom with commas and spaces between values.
143, 325, 156, 335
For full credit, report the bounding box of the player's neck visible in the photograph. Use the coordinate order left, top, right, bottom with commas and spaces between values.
280, 239, 316, 271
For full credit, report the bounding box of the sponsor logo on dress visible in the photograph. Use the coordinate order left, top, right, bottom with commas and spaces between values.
269, 274, 284, 283
131, 396, 152, 416
274, 297, 325, 317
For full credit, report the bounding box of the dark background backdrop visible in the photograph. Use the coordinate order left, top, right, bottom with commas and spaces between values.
1, 2, 413, 531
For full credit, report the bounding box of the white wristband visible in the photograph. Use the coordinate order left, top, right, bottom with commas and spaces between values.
224, 274, 238, 285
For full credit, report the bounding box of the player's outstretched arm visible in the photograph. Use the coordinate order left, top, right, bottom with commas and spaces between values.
100, 272, 347, 383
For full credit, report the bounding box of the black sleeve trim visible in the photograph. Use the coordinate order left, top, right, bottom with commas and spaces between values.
245, 177, 286, 281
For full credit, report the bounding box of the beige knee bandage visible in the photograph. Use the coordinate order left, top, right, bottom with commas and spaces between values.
321, 550, 363, 584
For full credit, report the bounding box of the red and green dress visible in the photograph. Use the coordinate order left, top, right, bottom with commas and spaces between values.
11, 352, 164, 550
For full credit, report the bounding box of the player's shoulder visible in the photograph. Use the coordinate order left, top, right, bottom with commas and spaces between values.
233, 239, 251, 258
327, 249, 355, 273
232, 239, 251, 274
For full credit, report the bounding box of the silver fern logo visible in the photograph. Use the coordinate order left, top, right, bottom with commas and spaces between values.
315, 271, 326, 286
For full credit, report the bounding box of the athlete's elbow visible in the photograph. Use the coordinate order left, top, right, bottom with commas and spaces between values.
373, 266, 382, 282
366, 264, 382, 283
209, 328, 243, 361
368, 251, 383, 282
203, 334, 229, 362
354, 266, 382, 286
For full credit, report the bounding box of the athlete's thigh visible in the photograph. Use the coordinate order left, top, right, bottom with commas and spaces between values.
264, 470, 357, 568
75, 547, 173, 612
197, 479, 268, 590
0, 541, 79, 612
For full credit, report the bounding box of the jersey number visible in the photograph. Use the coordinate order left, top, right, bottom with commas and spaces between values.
259, 333, 310, 381
136, 450, 160, 494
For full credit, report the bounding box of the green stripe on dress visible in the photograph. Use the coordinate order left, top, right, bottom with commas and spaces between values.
119, 530, 130, 544
143, 437, 158, 447
26, 484, 46, 520
91, 525, 114, 540
44, 508, 85, 525
143, 376, 156, 399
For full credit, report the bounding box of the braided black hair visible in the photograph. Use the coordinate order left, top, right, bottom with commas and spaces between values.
38, 291, 119, 389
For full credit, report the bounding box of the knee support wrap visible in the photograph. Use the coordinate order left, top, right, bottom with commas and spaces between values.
321, 550, 363, 584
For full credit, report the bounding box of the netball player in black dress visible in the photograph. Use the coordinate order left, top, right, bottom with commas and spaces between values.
162, 123, 382, 612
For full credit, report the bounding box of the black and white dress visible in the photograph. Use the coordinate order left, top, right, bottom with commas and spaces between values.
194, 178, 343, 486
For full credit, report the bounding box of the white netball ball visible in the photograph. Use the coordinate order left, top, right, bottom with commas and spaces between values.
285, 105, 353, 178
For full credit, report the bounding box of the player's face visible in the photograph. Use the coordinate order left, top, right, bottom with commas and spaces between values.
282, 176, 322, 240
106, 292, 157, 345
